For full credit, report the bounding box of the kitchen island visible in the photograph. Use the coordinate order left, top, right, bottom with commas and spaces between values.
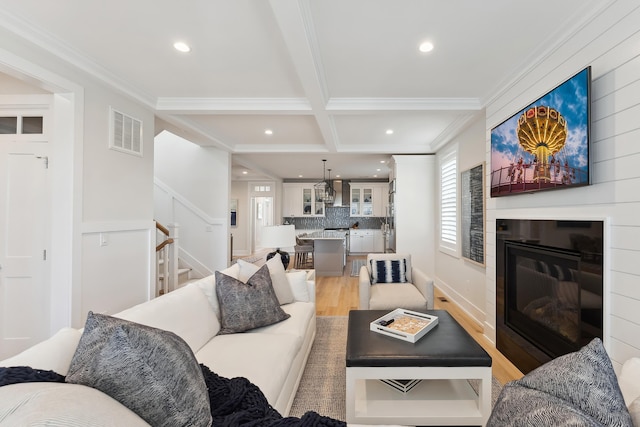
299, 230, 348, 276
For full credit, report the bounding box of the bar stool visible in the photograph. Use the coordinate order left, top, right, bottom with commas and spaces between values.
294, 235, 314, 269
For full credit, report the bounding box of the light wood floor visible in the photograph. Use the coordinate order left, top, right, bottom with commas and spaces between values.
315, 256, 524, 385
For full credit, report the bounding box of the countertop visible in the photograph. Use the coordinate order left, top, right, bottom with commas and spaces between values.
301, 230, 349, 240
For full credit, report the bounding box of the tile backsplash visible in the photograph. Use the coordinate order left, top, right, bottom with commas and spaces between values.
283, 206, 385, 230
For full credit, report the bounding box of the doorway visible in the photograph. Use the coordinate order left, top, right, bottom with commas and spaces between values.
0, 114, 51, 358
249, 182, 275, 254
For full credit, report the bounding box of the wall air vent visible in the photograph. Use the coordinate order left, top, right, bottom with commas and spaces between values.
109, 107, 143, 156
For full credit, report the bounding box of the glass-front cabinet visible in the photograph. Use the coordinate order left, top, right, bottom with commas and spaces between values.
283, 182, 325, 217
350, 187, 361, 216
362, 188, 373, 216
302, 186, 325, 216
350, 183, 385, 217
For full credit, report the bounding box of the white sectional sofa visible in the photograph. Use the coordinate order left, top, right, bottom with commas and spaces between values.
0, 261, 317, 425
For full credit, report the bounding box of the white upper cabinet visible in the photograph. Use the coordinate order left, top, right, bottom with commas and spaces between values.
283, 183, 302, 217
283, 183, 325, 217
350, 183, 387, 217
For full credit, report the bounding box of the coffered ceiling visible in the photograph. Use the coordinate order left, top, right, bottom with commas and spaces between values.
0, 0, 607, 180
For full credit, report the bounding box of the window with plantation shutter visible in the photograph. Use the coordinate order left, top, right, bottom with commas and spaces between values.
440, 149, 458, 255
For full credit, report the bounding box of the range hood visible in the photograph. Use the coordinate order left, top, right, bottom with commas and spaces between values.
326, 180, 349, 207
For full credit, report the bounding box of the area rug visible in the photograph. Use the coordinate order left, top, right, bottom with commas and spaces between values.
350, 259, 365, 277
289, 316, 503, 421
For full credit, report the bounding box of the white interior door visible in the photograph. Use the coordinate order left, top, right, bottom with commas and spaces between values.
248, 182, 275, 254
0, 141, 50, 359
251, 196, 274, 253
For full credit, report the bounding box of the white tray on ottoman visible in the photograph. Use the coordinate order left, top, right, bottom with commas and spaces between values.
370, 308, 438, 343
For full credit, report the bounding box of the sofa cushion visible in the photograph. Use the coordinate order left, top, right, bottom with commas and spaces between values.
249, 301, 315, 340
0, 382, 150, 426
0, 327, 81, 376
237, 253, 294, 305
488, 338, 632, 426
370, 258, 408, 284
369, 283, 426, 311
215, 265, 290, 334
114, 282, 220, 352
65, 312, 212, 427
196, 332, 300, 406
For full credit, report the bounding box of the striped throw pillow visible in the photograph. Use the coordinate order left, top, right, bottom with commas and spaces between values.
370, 259, 407, 284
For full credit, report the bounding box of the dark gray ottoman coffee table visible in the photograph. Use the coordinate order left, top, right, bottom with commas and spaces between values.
346, 309, 492, 426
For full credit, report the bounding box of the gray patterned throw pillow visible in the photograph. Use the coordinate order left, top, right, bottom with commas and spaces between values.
215, 264, 290, 334
488, 338, 632, 426
65, 312, 212, 427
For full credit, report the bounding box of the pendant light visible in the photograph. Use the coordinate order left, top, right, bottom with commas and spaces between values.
314, 159, 336, 204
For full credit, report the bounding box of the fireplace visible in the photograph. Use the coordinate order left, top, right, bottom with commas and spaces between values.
496, 219, 603, 373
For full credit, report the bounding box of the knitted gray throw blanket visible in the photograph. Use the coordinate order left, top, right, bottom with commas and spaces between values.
200, 364, 345, 426
0, 365, 346, 427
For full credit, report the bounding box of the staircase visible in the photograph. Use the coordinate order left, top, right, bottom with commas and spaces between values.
157, 259, 197, 293
155, 221, 201, 296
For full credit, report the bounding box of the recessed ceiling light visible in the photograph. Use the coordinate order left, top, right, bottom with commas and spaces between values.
335, 175, 341, 179
386, 129, 394, 135
173, 41, 191, 53
298, 175, 303, 178
242, 171, 248, 175
419, 41, 434, 53
376, 168, 381, 172
373, 175, 378, 178
380, 160, 386, 163
264, 129, 273, 135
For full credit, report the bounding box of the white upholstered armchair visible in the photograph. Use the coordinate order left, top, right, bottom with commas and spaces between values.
358, 253, 434, 311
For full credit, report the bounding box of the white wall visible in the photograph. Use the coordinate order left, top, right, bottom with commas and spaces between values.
154, 131, 230, 273
392, 155, 435, 277
155, 131, 229, 218
435, 116, 487, 324
0, 24, 156, 330
484, 0, 640, 370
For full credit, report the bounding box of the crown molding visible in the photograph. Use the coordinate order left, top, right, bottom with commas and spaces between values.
326, 97, 482, 112
155, 97, 312, 114
232, 143, 328, 153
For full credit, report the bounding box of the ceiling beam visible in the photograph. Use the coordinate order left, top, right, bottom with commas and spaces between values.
268, 0, 338, 152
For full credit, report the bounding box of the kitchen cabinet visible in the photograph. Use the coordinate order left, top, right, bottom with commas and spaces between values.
282, 183, 325, 217
350, 229, 384, 253
283, 183, 303, 217
350, 183, 387, 217
303, 185, 325, 216
373, 229, 384, 253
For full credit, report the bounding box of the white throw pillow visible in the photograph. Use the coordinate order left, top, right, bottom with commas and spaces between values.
238, 254, 294, 305
629, 396, 640, 427
195, 263, 241, 322
618, 357, 640, 406
287, 270, 310, 302
237, 258, 260, 282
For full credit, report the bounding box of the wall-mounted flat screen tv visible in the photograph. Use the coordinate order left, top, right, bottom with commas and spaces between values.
490, 67, 591, 197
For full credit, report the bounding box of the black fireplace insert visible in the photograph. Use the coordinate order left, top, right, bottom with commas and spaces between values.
496, 219, 603, 373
